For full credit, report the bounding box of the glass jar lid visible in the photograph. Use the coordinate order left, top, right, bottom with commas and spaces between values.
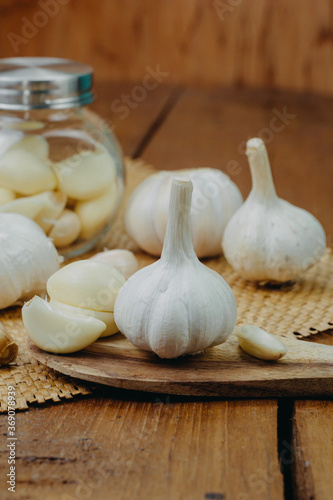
0, 57, 94, 111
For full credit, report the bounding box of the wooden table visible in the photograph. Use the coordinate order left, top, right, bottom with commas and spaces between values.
1, 82, 333, 500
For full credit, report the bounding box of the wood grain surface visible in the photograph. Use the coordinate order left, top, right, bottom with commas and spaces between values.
1, 1, 333, 95
292, 401, 333, 500
0, 82, 332, 499
0, 396, 284, 500
28, 333, 333, 398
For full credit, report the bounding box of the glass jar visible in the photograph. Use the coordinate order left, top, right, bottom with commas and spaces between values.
0, 57, 124, 258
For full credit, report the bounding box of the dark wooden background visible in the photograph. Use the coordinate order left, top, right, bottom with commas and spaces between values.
1, 0, 333, 95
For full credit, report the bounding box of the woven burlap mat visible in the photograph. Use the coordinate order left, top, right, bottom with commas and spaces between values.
0, 157, 332, 412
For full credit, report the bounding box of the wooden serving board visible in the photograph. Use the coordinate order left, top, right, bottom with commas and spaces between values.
28, 332, 333, 397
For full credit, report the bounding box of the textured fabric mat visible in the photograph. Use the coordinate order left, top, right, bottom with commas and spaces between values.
0, 157, 332, 412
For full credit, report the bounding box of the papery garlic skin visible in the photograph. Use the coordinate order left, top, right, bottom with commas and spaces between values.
236, 325, 287, 361
115, 178, 237, 359
90, 249, 139, 279
125, 168, 243, 258
222, 138, 326, 282
0, 213, 60, 309
22, 296, 106, 354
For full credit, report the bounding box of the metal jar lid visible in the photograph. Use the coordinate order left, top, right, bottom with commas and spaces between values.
0, 57, 94, 111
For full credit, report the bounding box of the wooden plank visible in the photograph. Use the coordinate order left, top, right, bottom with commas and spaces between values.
292, 400, 333, 500
142, 86, 333, 241
2, 1, 333, 95
0, 397, 284, 500
89, 81, 176, 157
28, 333, 333, 398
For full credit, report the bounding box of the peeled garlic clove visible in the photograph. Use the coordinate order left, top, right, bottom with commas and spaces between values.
75, 181, 119, 239
222, 138, 326, 282
52, 146, 117, 200
0, 195, 45, 219
90, 249, 139, 279
22, 296, 106, 354
34, 191, 67, 233
0, 149, 57, 195
48, 209, 81, 247
0, 324, 18, 365
0, 213, 60, 309
50, 300, 119, 337
10, 135, 49, 159
0, 187, 16, 206
115, 178, 237, 359
236, 325, 287, 361
47, 260, 126, 313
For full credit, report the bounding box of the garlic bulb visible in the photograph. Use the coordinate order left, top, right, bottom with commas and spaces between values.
236, 325, 287, 361
125, 168, 243, 258
0, 323, 18, 365
222, 138, 326, 282
115, 177, 237, 359
22, 296, 106, 354
90, 249, 139, 279
0, 213, 60, 309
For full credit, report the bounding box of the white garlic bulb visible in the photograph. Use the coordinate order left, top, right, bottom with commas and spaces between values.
222, 138, 326, 282
125, 168, 243, 258
115, 177, 237, 359
0, 213, 60, 309
90, 249, 139, 279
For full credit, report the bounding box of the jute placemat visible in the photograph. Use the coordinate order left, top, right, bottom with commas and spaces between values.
0, 157, 332, 412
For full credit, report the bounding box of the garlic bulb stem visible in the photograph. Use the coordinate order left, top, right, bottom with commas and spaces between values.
161, 178, 197, 263
246, 138, 277, 202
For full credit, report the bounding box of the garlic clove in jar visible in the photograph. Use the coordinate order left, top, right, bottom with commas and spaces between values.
47, 260, 126, 313
115, 177, 237, 359
10, 135, 49, 159
48, 209, 81, 248
22, 296, 106, 354
125, 168, 243, 258
0, 149, 57, 195
0, 213, 60, 309
34, 191, 67, 233
0, 194, 45, 219
236, 325, 287, 361
222, 138, 326, 282
75, 181, 119, 239
50, 300, 119, 337
52, 146, 117, 200
0, 187, 16, 206
90, 249, 139, 279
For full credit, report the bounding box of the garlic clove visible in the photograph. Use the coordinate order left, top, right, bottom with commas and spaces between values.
9, 135, 49, 159
0, 213, 60, 309
115, 177, 237, 359
48, 209, 81, 248
75, 181, 119, 239
0, 324, 18, 365
90, 249, 139, 279
52, 146, 117, 200
0, 195, 45, 219
0, 149, 57, 195
34, 191, 67, 233
50, 300, 119, 337
22, 296, 106, 354
222, 138, 326, 282
47, 260, 126, 313
0, 187, 16, 206
236, 324, 287, 361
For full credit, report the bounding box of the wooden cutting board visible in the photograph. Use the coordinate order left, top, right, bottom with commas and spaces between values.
28, 332, 333, 397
